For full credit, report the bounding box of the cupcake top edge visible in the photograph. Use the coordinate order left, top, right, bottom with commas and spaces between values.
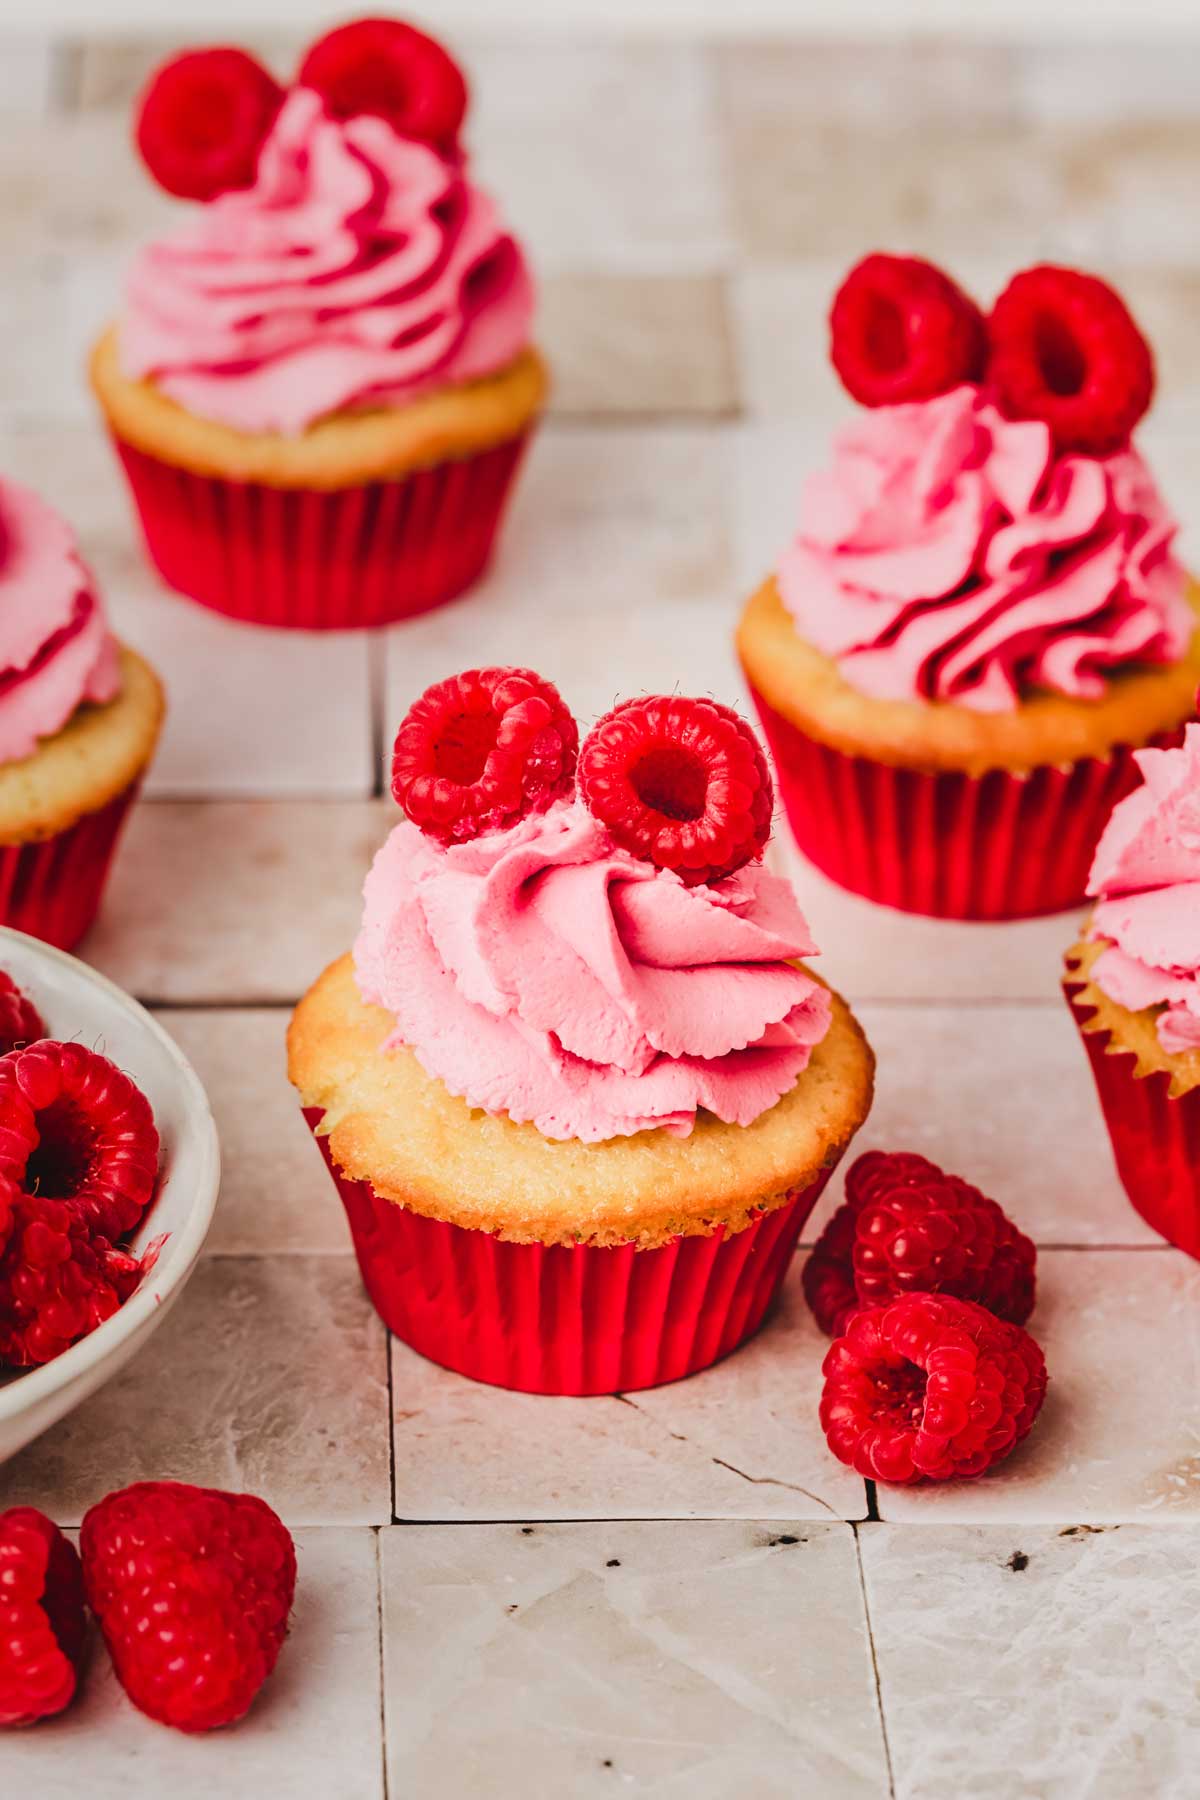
118, 25, 533, 437
0, 478, 121, 765
777, 253, 1191, 716
353, 667, 833, 1144
1087, 718, 1200, 1054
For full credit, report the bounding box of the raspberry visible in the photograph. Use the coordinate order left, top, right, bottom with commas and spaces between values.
576, 694, 773, 887
135, 48, 284, 201
0, 1187, 146, 1368
820, 1293, 1048, 1484
0, 1041, 159, 1242
391, 667, 578, 846
0, 1508, 87, 1727
0, 972, 45, 1060
829, 252, 986, 408
987, 264, 1154, 455
804, 1150, 1036, 1336
299, 17, 468, 153
81, 1482, 297, 1733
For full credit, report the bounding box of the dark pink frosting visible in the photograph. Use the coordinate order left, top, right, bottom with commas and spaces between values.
778, 384, 1191, 712
354, 799, 832, 1143
120, 87, 534, 435
0, 479, 119, 764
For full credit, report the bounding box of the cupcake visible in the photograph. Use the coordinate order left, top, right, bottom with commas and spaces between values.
91, 19, 545, 632
0, 478, 163, 949
288, 668, 874, 1394
1065, 724, 1200, 1257
738, 254, 1200, 919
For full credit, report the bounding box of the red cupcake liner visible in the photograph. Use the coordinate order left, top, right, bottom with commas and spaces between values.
0, 782, 140, 951
302, 1107, 836, 1395
749, 685, 1181, 920
1066, 975, 1200, 1259
111, 430, 533, 632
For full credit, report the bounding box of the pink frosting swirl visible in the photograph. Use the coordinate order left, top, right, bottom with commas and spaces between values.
779, 384, 1190, 713
0, 479, 120, 765
1088, 725, 1200, 1053
120, 87, 534, 436
353, 799, 832, 1142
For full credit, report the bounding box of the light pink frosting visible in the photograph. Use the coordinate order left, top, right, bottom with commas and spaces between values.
779, 384, 1190, 713
0, 479, 120, 765
120, 87, 534, 436
1088, 725, 1200, 1052
353, 799, 832, 1142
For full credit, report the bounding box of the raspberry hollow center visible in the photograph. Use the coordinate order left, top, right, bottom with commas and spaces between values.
432, 711, 497, 785
629, 746, 708, 822
863, 294, 908, 373
870, 1359, 928, 1431
1034, 311, 1087, 396
24, 1101, 98, 1201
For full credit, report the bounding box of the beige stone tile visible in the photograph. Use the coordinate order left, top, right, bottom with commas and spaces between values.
72, 31, 303, 111
83, 799, 383, 1004
862, 1522, 1200, 1799
0, 419, 122, 544
390, 1259, 867, 1523
382, 1520, 888, 1797
877, 1249, 1200, 1525
1, 1254, 390, 1524
851, 1002, 1158, 1248
1055, 121, 1200, 268
467, 38, 729, 271
0, 112, 179, 257
4, 1530, 384, 1800
542, 272, 738, 418
154, 1009, 349, 1255
94, 541, 376, 799
0, 36, 56, 116
1017, 38, 1200, 127
383, 423, 741, 763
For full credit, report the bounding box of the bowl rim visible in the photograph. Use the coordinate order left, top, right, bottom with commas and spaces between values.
0, 927, 221, 1423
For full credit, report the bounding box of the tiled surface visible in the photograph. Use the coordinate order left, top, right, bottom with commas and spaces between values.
2, 22, 1200, 1795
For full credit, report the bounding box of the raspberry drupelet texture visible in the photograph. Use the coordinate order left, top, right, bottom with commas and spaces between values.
0, 1187, 146, 1368
804, 1150, 1036, 1337
0, 973, 45, 1061
0, 1507, 87, 1727
81, 1481, 297, 1733
391, 666, 579, 846
987, 264, 1154, 455
577, 694, 774, 887
135, 47, 284, 200
0, 1041, 160, 1242
829, 252, 986, 408
821, 1292, 1047, 1484
299, 16, 468, 152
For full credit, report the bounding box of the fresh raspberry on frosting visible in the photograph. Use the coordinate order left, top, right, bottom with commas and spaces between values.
576, 695, 773, 888
391, 667, 578, 845
0, 1187, 147, 1368
0, 973, 45, 1060
0, 1041, 160, 1243
820, 1292, 1048, 1483
299, 16, 468, 152
81, 1481, 297, 1733
987, 265, 1154, 455
0, 1507, 87, 1726
829, 253, 985, 408
804, 1150, 1037, 1337
134, 47, 284, 201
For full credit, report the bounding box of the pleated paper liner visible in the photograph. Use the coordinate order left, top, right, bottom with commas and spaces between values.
112, 430, 533, 632
749, 685, 1181, 921
1065, 970, 1200, 1260
303, 1107, 837, 1395
0, 782, 140, 952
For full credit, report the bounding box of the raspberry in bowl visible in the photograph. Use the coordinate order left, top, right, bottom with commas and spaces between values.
91, 18, 546, 631
1065, 724, 1200, 1257
738, 254, 1200, 919
0, 929, 219, 1466
288, 668, 875, 1395
0, 478, 164, 950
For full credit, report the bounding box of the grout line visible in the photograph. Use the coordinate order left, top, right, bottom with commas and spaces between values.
852, 1522, 897, 1800
368, 632, 387, 800
386, 1335, 398, 1526
48, 37, 82, 112
374, 1526, 390, 1800
147, 997, 299, 1013
864, 1480, 880, 1523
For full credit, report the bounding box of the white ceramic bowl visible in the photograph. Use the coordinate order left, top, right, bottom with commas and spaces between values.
0, 927, 220, 1465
